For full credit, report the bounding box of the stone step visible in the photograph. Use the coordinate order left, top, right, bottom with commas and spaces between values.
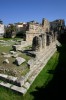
11, 85, 27, 94
0, 81, 27, 94
0, 74, 17, 83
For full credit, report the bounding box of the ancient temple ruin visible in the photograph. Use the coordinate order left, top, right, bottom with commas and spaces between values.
0, 18, 64, 94
25, 18, 65, 43
26, 18, 50, 42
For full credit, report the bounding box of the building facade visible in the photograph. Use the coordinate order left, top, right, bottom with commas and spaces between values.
0, 23, 5, 37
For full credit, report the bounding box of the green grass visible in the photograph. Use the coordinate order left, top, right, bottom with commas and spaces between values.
0, 50, 59, 100
0, 37, 22, 41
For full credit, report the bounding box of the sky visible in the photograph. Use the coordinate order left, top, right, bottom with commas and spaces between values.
0, 0, 66, 25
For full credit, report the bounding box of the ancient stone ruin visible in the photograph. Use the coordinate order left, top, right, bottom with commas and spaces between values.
0, 18, 64, 95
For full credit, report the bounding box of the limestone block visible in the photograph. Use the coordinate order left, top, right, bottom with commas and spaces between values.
3, 59, 9, 64
4, 54, 11, 58
15, 57, 26, 66
12, 45, 24, 51
12, 54, 18, 58
24, 82, 30, 89
16, 76, 25, 86
11, 85, 27, 94
0, 82, 12, 88
10, 51, 16, 54
0, 74, 7, 78
7, 76, 17, 82
1, 52, 6, 55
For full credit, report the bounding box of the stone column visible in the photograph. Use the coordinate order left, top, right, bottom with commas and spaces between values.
50, 31, 54, 42
54, 32, 57, 41
42, 33, 46, 49
49, 35, 52, 44
53, 32, 57, 41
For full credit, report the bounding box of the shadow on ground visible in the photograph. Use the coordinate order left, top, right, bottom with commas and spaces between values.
30, 33, 66, 100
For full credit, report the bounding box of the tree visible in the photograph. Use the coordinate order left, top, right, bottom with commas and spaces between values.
4, 24, 16, 38
16, 30, 26, 40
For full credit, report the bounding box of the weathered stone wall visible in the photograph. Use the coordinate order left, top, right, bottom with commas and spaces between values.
42, 18, 50, 32
26, 31, 40, 42
25, 18, 65, 43
27, 21, 44, 33
26, 18, 51, 42
32, 30, 57, 53
50, 19, 65, 34
26, 19, 48, 42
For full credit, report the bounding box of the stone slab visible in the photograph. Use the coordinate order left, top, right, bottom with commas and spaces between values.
0, 74, 8, 78
11, 85, 27, 94
0, 82, 12, 88
7, 76, 17, 82
15, 57, 26, 66
0, 82, 27, 94
24, 82, 30, 89
16, 76, 25, 87
0, 74, 17, 82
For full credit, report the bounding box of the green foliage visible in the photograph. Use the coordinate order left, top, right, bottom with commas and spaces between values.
0, 87, 23, 100
4, 24, 16, 38
16, 30, 26, 39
